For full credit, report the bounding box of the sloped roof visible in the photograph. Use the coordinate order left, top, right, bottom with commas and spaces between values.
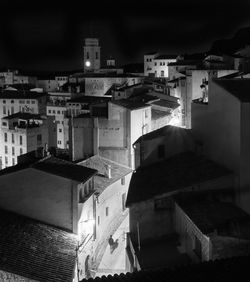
175, 195, 249, 234
0, 208, 78, 282
155, 54, 177, 60
214, 79, 250, 102
111, 99, 150, 110
0, 90, 47, 99
126, 152, 232, 206
134, 125, 191, 144
33, 156, 97, 182
80, 255, 250, 282
0, 156, 97, 183
2, 112, 43, 120
78, 155, 132, 193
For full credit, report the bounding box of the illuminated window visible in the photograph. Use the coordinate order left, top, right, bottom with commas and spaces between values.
106, 207, 109, 217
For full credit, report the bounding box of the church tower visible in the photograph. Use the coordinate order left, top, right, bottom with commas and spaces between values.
83, 38, 101, 72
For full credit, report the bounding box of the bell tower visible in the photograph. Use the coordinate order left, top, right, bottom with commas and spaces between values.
84, 38, 101, 72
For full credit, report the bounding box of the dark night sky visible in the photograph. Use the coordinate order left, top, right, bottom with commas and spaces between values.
1, 0, 250, 71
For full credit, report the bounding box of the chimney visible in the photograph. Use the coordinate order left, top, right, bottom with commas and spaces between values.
104, 164, 112, 179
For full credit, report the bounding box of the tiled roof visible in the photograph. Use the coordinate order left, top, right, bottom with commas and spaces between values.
0, 156, 97, 183
175, 195, 249, 234
168, 60, 200, 66
214, 79, 250, 102
126, 152, 232, 206
111, 99, 150, 110
33, 156, 97, 182
0, 208, 78, 282
151, 99, 179, 109
134, 125, 192, 144
0, 90, 47, 99
78, 155, 132, 193
155, 54, 177, 60
2, 112, 43, 120
67, 95, 110, 104
80, 255, 250, 282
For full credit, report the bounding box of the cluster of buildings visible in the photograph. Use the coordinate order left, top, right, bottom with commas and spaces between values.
0, 38, 250, 281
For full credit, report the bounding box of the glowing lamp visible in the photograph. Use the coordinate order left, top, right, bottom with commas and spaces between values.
85, 60, 91, 67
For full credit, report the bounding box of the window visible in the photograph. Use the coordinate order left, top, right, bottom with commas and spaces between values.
155, 62, 157, 66
87, 52, 89, 59
32, 101, 35, 104
161, 70, 165, 77
26, 100, 30, 104
59, 128, 62, 133
160, 62, 162, 66
53, 110, 56, 114
96, 52, 98, 59
57, 110, 60, 114
20, 135, 23, 145
12, 147, 15, 156
58, 140, 62, 145
122, 193, 126, 211
12, 158, 15, 166
4, 133, 7, 142
20, 148, 23, 155
2, 121, 7, 126
98, 216, 100, 225
11, 107, 14, 114
3, 106, 6, 115
5, 146, 8, 154
5, 157, 8, 165
48, 110, 51, 114
37, 134, 42, 146
11, 100, 14, 104
158, 145, 165, 159
121, 177, 125, 185
19, 100, 25, 104
106, 207, 109, 217
3, 100, 6, 104
145, 109, 149, 118
12, 134, 14, 144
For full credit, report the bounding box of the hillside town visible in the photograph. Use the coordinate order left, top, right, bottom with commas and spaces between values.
1, 35, 250, 282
